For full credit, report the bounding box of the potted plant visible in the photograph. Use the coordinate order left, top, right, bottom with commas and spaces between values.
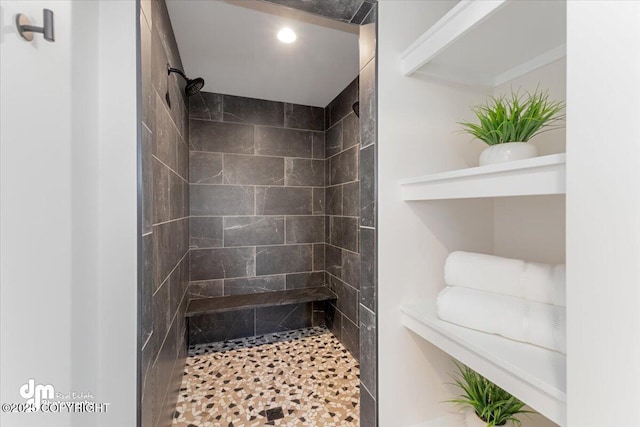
449, 362, 530, 427
459, 88, 565, 166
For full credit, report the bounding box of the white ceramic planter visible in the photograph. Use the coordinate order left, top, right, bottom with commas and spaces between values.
465, 411, 488, 427
478, 142, 538, 166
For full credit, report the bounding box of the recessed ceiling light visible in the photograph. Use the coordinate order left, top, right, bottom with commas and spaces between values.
277, 28, 296, 44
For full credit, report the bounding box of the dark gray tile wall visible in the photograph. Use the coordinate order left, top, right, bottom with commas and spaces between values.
224, 217, 285, 247
324, 77, 362, 361
285, 216, 325, 244
190, 247, 256, 280
226, 276, 285, 295
262, 0, 376, 25
256, 245, 313, 275
140, 1, 190, 427
188, 92, 327, 328
360, 385, 377, 427
358, 6, 378, 426
255, 187, 313, 215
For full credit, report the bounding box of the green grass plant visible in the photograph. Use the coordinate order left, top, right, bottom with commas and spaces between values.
460, 89, 565, 146
448, 362, 531, 427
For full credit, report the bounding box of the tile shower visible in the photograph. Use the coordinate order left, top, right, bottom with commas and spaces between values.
187, 92, 328, 343
138, 1, 377, 426
186, 79, 362, 350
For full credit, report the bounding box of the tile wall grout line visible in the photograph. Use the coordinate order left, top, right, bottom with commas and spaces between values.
221, 150, 225, 185
348, 4, 362, 25
191, 268, 322, 283
326, 271, 359, 294
360, 381, 376, 401
361, 55, 375, 73
154, 284, 190, 371
360, 303, 375, 318
190, 214, 325, 219
330, 304, 355, 330
152, 215, 189, 228
189, 150, 323, 162
140, 332, 153, 352
153, 250, 189, 297
326, 144, 359, 162
152, 154, 189, 184
252, 124, 257, 156
283, 215, 287, 246
325, 240, 361, 257
183, 184, 329, 190
189, 117, 325, 133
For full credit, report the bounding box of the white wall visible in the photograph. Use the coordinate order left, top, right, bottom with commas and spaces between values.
0, 1, 138, 426
493, 59, 567, 266
378, 2, 495, 425
1, 2, 73, 425
566, 2, 640, 425
69, 1, 100, 426
493, 196, 566, 265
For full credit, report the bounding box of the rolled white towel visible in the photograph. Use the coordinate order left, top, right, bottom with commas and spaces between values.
437, 286, 566, 354
444, 251, 566, 306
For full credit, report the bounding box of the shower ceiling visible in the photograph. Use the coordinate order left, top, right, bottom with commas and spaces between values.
166, 0, 360, 107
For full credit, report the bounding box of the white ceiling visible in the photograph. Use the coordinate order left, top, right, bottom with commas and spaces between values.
166, 0, 360, 107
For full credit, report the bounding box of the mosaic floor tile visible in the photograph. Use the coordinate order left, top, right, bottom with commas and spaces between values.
172, 327, 360, 426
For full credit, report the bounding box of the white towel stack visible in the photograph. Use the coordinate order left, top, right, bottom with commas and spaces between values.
437, 251, 566, 353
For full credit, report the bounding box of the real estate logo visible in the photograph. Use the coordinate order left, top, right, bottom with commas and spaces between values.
19, 379, 54, 411
2, 379, 110, 414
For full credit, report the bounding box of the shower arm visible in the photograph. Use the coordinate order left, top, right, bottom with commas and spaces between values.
168, 67, 189, 81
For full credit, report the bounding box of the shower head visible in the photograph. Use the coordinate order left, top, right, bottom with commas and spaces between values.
168, 67, 205, 97
185, 77, 205, 96
352, 101, 360, 118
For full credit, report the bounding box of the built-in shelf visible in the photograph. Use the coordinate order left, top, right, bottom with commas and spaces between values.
400, 0, 566, 86
401, 300, 566, 426
399, 153, 566, 201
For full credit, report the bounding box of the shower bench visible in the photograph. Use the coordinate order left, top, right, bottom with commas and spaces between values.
186, 287, 337, 316
185, 287, 337, 345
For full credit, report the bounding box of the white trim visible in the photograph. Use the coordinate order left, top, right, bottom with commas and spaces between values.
494, 44, 567, 87
400, 154, 566, 200
400, 0, 508, 76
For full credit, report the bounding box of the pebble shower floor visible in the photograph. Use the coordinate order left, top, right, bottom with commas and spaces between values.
172, 327, 360, 426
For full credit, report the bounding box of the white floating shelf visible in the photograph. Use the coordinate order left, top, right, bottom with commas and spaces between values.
400, 153, 566, 201
401, 301, 566, 426
400, 0, 566, 86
